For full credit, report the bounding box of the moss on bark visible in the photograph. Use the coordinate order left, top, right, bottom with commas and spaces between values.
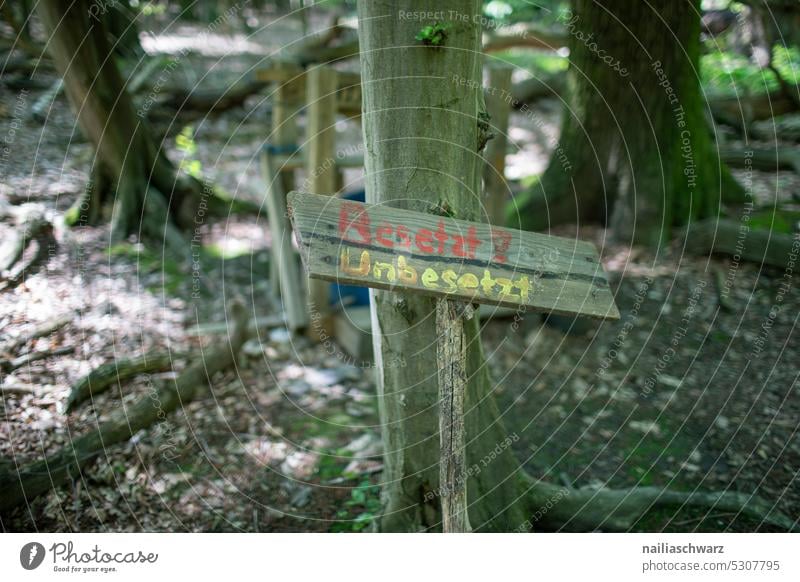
512, 0, 745, 247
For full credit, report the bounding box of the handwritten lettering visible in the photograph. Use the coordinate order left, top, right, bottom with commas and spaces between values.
490, 229, 512, 263
338, 205, 513, 263
338, 250, 531, 302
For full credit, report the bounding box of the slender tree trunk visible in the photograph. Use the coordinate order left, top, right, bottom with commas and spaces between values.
38, 0, 198, 250
358, 0, 530, 532
513, 0, 745, 247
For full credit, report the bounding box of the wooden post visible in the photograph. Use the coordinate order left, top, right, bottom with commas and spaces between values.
263, 151, 308, 332
288, 190, 619, 533
483, 65, 513, 225
305, 65, 338, 339
436, 299, 473, 532
268, 74, 303, 294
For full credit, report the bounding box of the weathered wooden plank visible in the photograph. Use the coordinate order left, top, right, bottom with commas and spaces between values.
305, 66, 339, 338
287, 191, 620, 319
268, 72, 303, 295
263, 153, 309, 332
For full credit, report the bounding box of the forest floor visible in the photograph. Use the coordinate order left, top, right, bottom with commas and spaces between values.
1, 14, 798, 532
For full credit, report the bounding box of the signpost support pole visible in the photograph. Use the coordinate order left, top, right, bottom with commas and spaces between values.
289, 189, 619, 530
268, 75, 303, 295
436, 299, 474, 533
305, 65, 339, 340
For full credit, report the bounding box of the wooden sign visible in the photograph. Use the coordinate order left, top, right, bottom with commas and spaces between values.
287, 191, 620, 320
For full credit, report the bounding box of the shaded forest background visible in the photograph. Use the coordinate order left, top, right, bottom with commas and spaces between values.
0, 0, 798, 532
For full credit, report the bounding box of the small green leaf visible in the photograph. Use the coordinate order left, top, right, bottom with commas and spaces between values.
416, 23, 448, 47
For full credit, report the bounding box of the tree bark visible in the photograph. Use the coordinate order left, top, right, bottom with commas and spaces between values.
358, 0, 530, 532
37, 0, 202, 251
513, 0, 745, 247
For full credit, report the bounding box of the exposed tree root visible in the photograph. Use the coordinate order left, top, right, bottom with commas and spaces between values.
0, 302, 249, 515
64, 351, 174, 412
0, 205, 56, 291
683, 218, 799, 269
0, 205, 47, 273
524, 478, 798, 532
720, 146, 800, 175
0, 312, 71, 355
710, 90, 799, 130
1, 345, 75, 373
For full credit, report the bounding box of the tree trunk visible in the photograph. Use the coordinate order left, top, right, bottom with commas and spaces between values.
513, 0, 745, 247
37, 0, 199, 251
358, 0, 530, 532
357, 0, 796, 534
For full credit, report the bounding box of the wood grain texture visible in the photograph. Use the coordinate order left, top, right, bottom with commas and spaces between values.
436, 299, 473, 533
263, 152, 309, 331
288, 191, 619, 319
305, 66, 339, 338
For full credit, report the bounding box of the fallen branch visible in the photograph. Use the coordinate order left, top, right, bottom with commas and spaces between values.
0, 205, 48, 274
719, 146, 800, 175
127, 56, 169, 95
185, 314, 285, 337
156, 77, 267, 114
710, 90, 799, 129
293, 13, 358, 66
29, 77, 63, 122
0, 205, 56, 291
683, 218, 800, 269
0, 384, 42, 396
483, 24, 567, 53
64, 351, 174, 412
510, 73, 566, 105
0, 312, 71, 354
1, 345, 75, 373
0, 301, 249, 513
291, 23, 567, 68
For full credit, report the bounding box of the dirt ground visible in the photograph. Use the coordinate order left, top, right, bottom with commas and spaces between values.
1, 13, 798, 532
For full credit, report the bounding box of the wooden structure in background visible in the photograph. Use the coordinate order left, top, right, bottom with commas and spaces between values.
305, 65, 340, 338
258, 62, 518, 347
483, 64, 513, 226
258, 62, 365, 337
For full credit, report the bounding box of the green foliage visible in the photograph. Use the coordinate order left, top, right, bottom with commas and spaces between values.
330, 479, 382, 532
140, 3, 167, 16
175, 125, 203, 179
416, 23, 448, 47
482, 0, 567, 26
63, 204, 81, 227
701, 46, 800, 97
493, 49, 568, 75
748, 209, 800, 235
